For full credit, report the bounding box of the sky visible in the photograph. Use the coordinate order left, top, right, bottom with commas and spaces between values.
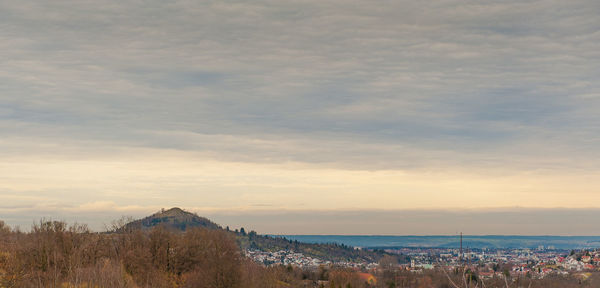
1, 0, 600, 234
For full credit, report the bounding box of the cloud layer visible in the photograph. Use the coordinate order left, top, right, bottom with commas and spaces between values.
1, 0, 599, 233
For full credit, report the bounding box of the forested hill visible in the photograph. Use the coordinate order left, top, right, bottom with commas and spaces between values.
120, 208, 388, 263
120, 207, 221, 232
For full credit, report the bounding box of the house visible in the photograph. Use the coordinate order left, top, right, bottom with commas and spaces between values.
582, 256, 591, 263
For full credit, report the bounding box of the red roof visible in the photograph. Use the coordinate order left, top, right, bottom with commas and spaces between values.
357, 273, 377, 284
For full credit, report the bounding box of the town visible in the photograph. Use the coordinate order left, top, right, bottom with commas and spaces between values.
246, 246, 600, 280
245, 249, 379, 269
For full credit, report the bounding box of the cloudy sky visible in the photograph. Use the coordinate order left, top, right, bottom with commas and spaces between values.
1, 0, 599, 234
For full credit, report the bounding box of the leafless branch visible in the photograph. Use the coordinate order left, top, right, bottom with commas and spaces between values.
437, 261, 463, 288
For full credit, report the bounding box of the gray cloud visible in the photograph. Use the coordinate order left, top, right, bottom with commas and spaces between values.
1, 1, 600, 232
1, 0, 598, 171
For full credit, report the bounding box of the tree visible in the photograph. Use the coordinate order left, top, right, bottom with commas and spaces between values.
379, 255, 398, 287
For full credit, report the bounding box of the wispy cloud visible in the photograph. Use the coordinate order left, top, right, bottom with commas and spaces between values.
1, 0, 599, 232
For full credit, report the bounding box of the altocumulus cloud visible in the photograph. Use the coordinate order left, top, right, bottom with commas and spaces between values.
1, 0, 600, 233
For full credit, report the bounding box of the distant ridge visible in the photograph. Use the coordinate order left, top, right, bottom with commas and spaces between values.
280, 235, 600, 249
122, 207, 220, 232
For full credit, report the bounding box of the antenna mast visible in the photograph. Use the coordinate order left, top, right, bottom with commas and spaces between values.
460, 232, 463, 265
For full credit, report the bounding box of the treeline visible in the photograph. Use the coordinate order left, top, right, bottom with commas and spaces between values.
374, 266, 600, 288
1, 219, 600, 288
0, 219, 382, 288
0, 220, 244, 287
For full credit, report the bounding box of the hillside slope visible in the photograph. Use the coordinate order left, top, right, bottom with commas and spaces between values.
237, 232, 388, 263
121, 207, 388, 263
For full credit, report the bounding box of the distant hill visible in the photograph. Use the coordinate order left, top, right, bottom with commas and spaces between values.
119, 207, 389, 263
237, 232, 392, 263
121, 207, 221, 231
